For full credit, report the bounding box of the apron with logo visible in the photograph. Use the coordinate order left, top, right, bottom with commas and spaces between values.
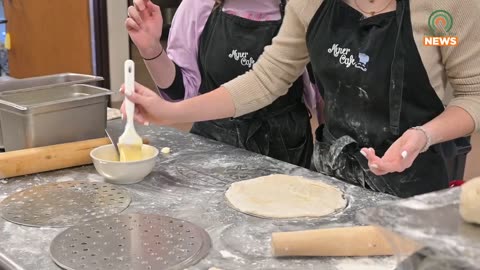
191, 2, 314, 168
307, 0, 462, 197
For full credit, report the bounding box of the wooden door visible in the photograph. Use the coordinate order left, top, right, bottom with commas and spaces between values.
4, 0, 93, 78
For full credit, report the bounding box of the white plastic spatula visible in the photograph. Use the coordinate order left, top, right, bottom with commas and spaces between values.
118, 60, 143, 162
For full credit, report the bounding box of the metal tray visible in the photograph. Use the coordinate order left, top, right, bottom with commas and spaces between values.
0, 84, 111, 151
0, 73, 103, 93
0, 76, 17, 148
0, 84, 110, 114
0, 73, 103, 149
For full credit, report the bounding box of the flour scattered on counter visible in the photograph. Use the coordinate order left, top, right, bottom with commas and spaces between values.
335, 258, 396, 270
86, 173, 105, 182
396, 199, 434, 210
220, 250, 244, 262
1, 221, 61, 268
56, 176, 74, 182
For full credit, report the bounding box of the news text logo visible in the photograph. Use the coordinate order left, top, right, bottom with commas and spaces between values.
424, 10, 458, 47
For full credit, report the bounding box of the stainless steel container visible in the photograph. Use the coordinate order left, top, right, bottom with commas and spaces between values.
0, 75, 17, 150
0, 84, 111, 151
0, 73, 102, 93
0, 73, 103, 150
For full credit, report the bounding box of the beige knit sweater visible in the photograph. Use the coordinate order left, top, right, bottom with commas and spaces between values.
223, 0, 480, 131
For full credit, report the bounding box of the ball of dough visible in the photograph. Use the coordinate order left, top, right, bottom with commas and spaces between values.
459, 177, 480, 224
161, 147, 171, 154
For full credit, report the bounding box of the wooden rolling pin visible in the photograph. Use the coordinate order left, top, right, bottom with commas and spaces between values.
272, 226, 419, 257
0, 137, 149, 179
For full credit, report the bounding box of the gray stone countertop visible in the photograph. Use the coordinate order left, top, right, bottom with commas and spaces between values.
0, 120, 397, 270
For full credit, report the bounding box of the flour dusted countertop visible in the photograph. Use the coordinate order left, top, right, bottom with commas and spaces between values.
0, 120, 396, 270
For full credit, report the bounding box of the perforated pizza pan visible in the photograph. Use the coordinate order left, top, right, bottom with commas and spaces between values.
0, 181, 131, 227
50, 214, 211, 270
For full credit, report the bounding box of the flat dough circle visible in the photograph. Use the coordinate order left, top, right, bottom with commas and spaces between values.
460, 177, 480, 224
225, 174, 347, 218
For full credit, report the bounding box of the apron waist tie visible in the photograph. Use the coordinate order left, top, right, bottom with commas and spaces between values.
322, 126, 371, 187
242, 102, 306, 154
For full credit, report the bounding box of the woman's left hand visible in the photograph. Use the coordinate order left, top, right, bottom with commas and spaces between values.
361, 129, 428, 176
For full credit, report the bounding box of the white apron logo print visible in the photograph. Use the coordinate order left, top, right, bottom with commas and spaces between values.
327, 44, 369, 72
228, 50, 255, 68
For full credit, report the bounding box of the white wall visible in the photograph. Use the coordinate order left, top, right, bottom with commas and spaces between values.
107, 0, 130, 102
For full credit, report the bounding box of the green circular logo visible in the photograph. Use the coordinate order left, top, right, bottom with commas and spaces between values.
428, 10, 453, 35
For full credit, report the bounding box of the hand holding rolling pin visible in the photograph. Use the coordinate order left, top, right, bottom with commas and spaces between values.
126, 0, 164, 60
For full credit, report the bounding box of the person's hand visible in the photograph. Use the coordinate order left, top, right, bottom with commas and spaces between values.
125, 0, 163, 59
361, 129, 428, 176
120, 82, 175, 126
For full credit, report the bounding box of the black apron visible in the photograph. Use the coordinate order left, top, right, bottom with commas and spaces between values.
306, 0, 460, 197
191, 2, 314, 168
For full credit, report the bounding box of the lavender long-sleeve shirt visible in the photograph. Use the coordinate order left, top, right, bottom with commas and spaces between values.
165, 0, 322, 118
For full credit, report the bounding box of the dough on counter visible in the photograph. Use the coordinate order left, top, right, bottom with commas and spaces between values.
460, 177, 480, 224
225, 174, 347, 218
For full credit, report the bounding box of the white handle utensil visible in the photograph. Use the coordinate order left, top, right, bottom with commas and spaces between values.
118, 60, 143, 162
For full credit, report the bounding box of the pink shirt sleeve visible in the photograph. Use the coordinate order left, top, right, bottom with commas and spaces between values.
302, 72, 324, 124
166, 0, 215, 100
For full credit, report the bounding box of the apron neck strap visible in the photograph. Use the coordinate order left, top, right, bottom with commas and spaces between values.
214, 1, 285, 19
388, 0, 406, 135
214, 1, 224, 10
280, 0, 286, 19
